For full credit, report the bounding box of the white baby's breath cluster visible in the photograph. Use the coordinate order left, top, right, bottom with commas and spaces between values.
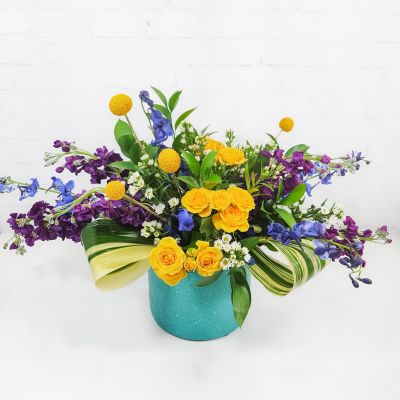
138, 153, 156, 169
214, 234, 251, 270
127, 171, 145, 197
152, 203, 166, 215
168, 197, 179, 208
141, 220, 163, 239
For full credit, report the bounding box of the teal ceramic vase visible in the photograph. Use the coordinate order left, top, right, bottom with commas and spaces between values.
148, 268, 249, 341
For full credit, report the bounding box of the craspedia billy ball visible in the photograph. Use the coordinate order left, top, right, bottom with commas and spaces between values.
279, 117, 294, 132
158, 148, 181, 174
104, 180, 126, 200
109, 94, 133, 116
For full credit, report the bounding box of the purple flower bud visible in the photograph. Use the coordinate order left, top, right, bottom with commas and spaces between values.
62, 146, 70, 153
350, 276, 359, 288
55, 166, 64, 173
321, 155, 331, 164
358, 277, 372, 285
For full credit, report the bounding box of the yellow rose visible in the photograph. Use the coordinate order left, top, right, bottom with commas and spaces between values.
184, 257, 197, 272
196, 245, 223, 277
227, 186, 255, 212
217, 147, 246, 165
205, 138, 224, 151
212, 205, 250, 233
181, 188, 212, 217
210, 189, 231, 211
148, 237, 187, 286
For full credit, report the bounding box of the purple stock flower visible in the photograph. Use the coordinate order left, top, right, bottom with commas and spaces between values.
320, 155, 331, 164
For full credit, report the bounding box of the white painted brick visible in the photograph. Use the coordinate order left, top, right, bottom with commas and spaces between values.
0, 10, 32, 34
13, 65, 68, 89
32, 11, 89, 37
89, 12, 147, 37
147, 12, 200, 38
0, 37, 43, 64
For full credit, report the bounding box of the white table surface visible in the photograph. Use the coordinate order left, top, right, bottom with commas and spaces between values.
0, 232, 399, 400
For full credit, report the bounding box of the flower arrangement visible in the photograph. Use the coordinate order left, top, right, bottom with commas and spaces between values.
1, 88, 391, 332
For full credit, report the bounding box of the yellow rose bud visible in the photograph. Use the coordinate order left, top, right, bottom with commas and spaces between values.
210, 189, 231, 211
212, 206, 249, 233
158, 148, 181, 174
109, 94, 133, 116
184, 257, 197, 272
227, 186, 255, 212
104, 180, 126, 201
205, 138, 224, 151
148, 237, 187, 286
217, 147, 246, 165
279, 117, 294, 132
181, 188, 212, 217
196, 245, 223, 277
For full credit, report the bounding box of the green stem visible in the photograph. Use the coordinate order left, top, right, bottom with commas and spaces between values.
123, 194, 166, 222
125, 114, 145, 153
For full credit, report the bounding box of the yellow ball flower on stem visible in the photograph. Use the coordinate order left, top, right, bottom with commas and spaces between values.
109, 94, 133, 116
148, 237, 187, 286
279, 117, 294, 132
181, 188, 212, 217
217, 147, 246, 165
158, 148, 181, 174
104, 180, 126, 201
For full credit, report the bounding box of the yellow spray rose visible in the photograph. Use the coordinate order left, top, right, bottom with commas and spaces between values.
194, 242, 223, 277
210, 189, 231, 211
181, 188, 212, 217
227, 186, 255, 212
148, 237, 187, 286
184, 257, 197, 272
217, 147, 246, 165
212, 205, 250, 233
205, 138, 224, 151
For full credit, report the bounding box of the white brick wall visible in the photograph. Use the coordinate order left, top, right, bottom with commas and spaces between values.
0, 0, 399, 232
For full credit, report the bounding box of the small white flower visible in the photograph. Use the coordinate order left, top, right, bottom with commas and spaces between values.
141, 229, 150, 238
128, 185, 138, 197
144, 188, 154, 200
153, 203, 166, 215
230, 253, 237, 260
320, 206, 329, 215
168, 197, 179, 208
231, 241, 241, 251
140, 154, 149, 161
333, 203, 344, 215
220, 258, 231, 270
154, 238, 160, 245
128, 171, 141, 185
148, 159, 154, 166
149, 226, 155, 233
221, 234, 232, 244
244, 254, 251, 263
214, 240, 223, 249
242, 246, 249, 255
222, 243, 231, 252
195, 155, 201, 161
180, 137, 186, 144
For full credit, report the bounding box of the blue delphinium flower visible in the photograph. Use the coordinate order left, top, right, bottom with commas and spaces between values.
293, 221, 326, 238
150, 109, 174, 146
313, 240, 340, 259
0, 177, 15, 193
50, 177, 75, 207
18, 178, 39, 201
139, 90, 154, 107
267, 222, 300, 245
177, 209, 194, 232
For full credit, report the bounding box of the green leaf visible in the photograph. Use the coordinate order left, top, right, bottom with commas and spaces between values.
128, 142, 142, 164
108, 161, 142, 172
278, 183, 307, 206
275, 179, 283, 202
275, 207, 296, 228
285, 144, 310, 158
266, 133, 279, 148
175, 108, 196, 130
244, 162, 250, 190
240, 237, 261, 251
249, 240, 327, 296
178, 175, 200, 189
150, 86, 168, 107
146, 144, 159, 159
203, 174, 221, 189
181, 151, 200, 177
196, 270, 223, 287
279, 183, 306, 206
230, 268, 251, 327
114, 120, 135, 157
200, 151, 217, 180
200, 216, 214, 236
168, 90, 182, 112
153, 103, 172, 121
263, 241, 278, 252
117, 135, 135, 158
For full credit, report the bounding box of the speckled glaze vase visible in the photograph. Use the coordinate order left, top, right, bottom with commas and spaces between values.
148, 268, 248, 341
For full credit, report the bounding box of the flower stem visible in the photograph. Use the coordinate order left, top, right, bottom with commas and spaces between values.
125, 114, 145, 153
123, 194, 166, 222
